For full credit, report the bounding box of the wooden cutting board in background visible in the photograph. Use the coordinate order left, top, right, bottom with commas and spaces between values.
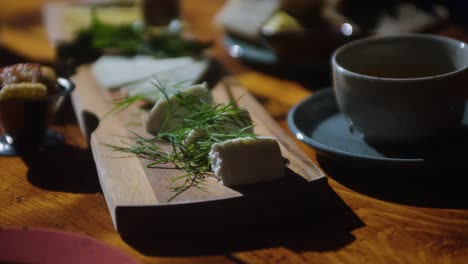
71, 66, 328, 235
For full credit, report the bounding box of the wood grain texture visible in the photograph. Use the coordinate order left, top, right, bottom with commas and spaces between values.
1, 0, 468, 263
70, 66, 326, 235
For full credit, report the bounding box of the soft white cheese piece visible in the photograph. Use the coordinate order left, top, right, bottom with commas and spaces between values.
91, 55, 193, 89
215, 0, 280, 42
372, 3, 449, 35
209, 136, 285, 186
143, 82, 212, 135
123, 60, 210, 103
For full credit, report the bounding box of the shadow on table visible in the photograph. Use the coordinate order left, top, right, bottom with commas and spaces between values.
14, 95, 101, 194
20, 145, 101, 194
318, 156, 468, 209
122, 186, 364, 257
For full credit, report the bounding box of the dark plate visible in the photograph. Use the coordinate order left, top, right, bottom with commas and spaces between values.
223, 34, 329, 71
287, 88, 468, 166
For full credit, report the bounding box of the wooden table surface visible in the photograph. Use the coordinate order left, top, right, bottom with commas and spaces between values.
1, 1, 467, 263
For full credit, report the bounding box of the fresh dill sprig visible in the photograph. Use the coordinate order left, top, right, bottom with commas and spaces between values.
56, 8, 211, 69
106, 79, 255, 201
102, 78, 192, 120
102, 94, 146, 120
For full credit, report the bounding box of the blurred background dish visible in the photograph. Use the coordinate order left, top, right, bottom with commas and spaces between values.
42, 1, 211, 75
216, 0, 451, 67
223, 34, 329, 71
259, 4, 361, 62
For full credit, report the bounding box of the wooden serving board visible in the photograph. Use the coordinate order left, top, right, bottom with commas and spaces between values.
71, 66, 327, 235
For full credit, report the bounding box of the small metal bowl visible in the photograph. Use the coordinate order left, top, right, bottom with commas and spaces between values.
0, 77, 75, 155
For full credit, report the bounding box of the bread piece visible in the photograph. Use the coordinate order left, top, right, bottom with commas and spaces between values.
0, 63, 57, 99
0, 83, 47, 100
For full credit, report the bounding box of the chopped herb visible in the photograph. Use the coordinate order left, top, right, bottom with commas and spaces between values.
106, 81, 255, 201
57, 7, 211, 70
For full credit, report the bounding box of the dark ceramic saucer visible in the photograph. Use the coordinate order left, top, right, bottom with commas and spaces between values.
287, 88, 468, 166
223, 34, 329, 71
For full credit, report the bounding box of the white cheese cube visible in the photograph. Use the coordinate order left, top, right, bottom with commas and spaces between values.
209, 136, 285, 186
143, 82, 212, 135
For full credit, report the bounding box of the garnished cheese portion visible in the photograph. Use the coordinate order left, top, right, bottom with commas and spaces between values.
123, 60, 210, 103
182, 108, 254, 146
143, 82, 212, 135
209, 136, 284, 186
91, 55, 194, 89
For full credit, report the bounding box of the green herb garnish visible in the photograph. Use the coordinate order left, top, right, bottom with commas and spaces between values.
107, 81, 255, 201
57, 7, 211, 69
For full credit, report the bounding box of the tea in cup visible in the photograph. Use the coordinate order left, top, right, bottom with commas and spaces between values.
331, 34, 468, 145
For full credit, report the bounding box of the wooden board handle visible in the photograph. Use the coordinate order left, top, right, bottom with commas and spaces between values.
70, 66, 115, 142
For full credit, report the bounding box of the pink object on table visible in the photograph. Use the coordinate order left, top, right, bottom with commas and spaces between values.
0, 227, 138, 264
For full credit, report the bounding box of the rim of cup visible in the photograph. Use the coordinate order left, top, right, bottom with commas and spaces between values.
331, 33, 468, 82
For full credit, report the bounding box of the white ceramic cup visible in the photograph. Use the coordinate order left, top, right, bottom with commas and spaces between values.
332, 34, 468, 145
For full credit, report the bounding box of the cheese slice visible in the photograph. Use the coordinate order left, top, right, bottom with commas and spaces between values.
209, 136, 285, 186
182, 108, 254, 146
123, 60, 210, 103
143, 82, 212, 135
215, 0, 280, 42
91, 55, 194, 89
